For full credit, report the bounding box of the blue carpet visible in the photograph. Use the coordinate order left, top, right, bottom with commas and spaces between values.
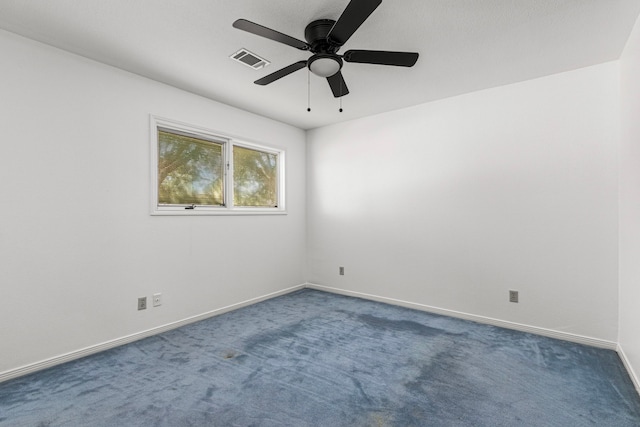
1, 289, 639, 426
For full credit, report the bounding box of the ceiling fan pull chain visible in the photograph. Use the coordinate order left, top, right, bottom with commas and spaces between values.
339, 79, 344, 112
307, 69, 311, 112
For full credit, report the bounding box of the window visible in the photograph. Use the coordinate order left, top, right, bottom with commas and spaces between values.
150, 116, 285, 215
233, 145, 278, 207
157, 130, 225, 207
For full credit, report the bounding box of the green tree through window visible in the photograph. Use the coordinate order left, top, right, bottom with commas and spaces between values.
157, 130, 224, 206
233, 145, 278, 207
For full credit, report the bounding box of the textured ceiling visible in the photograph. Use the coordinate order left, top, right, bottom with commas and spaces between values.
0, 0, 639, 130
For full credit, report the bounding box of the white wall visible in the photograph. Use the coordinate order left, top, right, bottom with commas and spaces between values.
307, 62, 620, 342
619, 14, 640, 387
0, 30, 306, 375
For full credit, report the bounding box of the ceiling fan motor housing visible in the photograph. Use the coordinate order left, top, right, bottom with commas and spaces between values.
304, 19, 339, 53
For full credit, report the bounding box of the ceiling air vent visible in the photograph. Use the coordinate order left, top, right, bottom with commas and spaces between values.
230, 48, 270, 70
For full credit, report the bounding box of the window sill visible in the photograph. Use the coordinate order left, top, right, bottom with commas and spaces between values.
151, 208, 287, 216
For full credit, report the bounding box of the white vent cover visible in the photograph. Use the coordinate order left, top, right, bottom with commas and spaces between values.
230, 48, 270, 70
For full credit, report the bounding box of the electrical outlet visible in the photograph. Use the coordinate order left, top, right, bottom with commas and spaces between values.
138, 297, 147, 310
339, 266, 344, 276
509, 290, 519, 303
153, 293, 162, 307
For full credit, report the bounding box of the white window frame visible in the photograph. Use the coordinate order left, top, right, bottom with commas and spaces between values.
150, 115, 286, 216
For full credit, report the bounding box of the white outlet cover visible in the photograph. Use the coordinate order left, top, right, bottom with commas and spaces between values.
153, 293, 162, 307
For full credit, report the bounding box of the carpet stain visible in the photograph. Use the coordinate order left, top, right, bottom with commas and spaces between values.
351, 377, 373, 405
221, 350, 248, 364
366, 411, 393, 426
204, 386, 216, 400
358, 314, 444, 337
242, 321, 306, 354
75, 384, 112, 397
168, 355, 190, 364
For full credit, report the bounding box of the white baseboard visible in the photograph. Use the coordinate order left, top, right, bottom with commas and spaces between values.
0, 284, 306, 384
304, 283, 618, 350
618, 344, 640, 396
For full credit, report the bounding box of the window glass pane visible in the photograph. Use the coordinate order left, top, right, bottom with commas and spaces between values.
233, 145, 278, 207
158, 130, 224, 206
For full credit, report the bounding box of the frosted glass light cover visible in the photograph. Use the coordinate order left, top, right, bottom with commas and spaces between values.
309, 57, 340, 77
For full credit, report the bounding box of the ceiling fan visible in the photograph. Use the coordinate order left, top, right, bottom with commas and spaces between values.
232, 0, 419, 98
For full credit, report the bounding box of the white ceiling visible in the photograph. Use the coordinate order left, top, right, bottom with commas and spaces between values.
1, 0, 639, 130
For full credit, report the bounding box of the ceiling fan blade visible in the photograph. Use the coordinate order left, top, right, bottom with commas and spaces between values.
254, 61, 308, 85
343, 50, 419, 67
233, 19, 309, 51
327, 71, 350, 97
327, 0, 382, 46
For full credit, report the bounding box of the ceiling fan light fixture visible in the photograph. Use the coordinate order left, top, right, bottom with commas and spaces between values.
308, 54, 342, 77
